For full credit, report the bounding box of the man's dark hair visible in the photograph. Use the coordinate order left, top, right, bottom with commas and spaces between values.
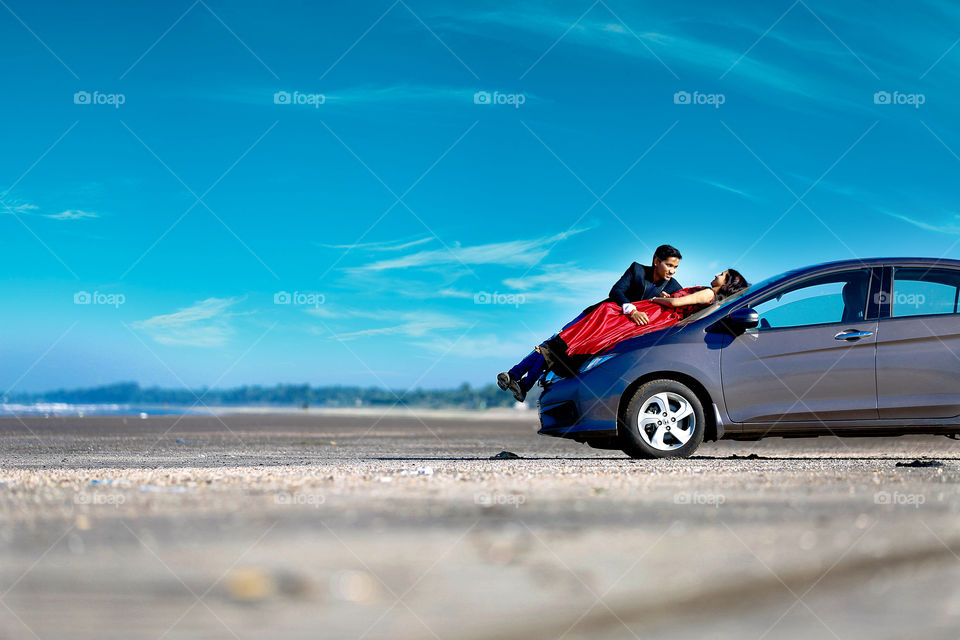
653, 244, 682, 262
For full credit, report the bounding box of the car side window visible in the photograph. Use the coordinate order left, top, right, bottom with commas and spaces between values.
752, 269, 871, 330
891, 268, 960, 317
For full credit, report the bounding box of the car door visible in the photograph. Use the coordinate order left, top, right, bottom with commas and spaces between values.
876, 265, 960, 419
721, 268, 880, 425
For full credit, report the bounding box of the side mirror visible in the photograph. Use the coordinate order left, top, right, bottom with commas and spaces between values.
709, 307, 759, 334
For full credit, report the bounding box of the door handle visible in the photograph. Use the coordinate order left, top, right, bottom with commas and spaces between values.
834, 329, 873, 341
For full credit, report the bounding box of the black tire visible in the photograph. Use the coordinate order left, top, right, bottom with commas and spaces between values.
619, 379, 705, 459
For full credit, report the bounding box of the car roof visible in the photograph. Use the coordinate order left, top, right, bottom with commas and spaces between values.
696, 257, 960, 318
766, 257, 960, 283
796, 257, 960, 271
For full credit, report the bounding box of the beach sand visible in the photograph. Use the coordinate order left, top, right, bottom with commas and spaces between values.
1, 411, 958, 639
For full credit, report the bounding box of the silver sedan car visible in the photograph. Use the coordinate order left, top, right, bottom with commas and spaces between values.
537, 257, 960, 458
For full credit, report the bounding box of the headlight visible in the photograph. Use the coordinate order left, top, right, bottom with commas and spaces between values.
580, 354, 616, 373
542, 370, 561, 385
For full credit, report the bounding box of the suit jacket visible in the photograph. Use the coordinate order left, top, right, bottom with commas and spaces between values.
607, 262, 682, 306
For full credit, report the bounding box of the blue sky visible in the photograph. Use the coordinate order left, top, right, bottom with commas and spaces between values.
3, 0, 960, 392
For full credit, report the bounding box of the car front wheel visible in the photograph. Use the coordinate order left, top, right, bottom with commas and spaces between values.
620, 379, 705, 459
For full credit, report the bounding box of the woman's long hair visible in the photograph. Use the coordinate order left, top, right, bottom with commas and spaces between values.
717, 268, 749, 301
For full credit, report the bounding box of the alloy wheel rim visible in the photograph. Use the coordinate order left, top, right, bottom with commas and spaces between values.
636, 391, 695, 451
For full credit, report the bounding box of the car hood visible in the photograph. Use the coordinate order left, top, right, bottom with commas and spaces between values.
605, 323, 691, 355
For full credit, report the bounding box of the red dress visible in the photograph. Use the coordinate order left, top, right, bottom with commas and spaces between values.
559, 287, 713, 355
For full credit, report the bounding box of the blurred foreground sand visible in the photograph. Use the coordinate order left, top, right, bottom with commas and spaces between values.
1, 412, 959, 639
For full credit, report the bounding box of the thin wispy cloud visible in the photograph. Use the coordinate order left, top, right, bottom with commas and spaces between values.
437, 7, 863, 108
305, 306, 345, 320
798, 181, 960, 236
789, 175, 868, 200
502, 263, 621, 304
2, 202, 99, 220
435, 288, 475, 299
880, 208, 960, 235
316, 236, 434, 252
5, 203, 39, 214
413, 333, 536, 360
350, 227, 594, 273
133, 297, 244, 347
329, 311, 466, 340
46, 209, 99, 220
691, 178, 761, 202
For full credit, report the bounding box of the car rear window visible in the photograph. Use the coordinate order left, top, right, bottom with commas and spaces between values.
892, 268, 960, 317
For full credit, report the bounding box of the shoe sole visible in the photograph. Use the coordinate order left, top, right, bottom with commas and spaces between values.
498, 372, 526, 402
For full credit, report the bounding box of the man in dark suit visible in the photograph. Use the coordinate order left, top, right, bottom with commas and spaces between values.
608, 244, 683, 325
498, 244, 683, 402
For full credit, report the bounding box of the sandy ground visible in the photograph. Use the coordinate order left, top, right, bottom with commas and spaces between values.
1, 411, 959, 639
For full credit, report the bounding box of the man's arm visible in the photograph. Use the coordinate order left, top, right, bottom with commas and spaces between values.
610, 262, 650, 325
609, 263, 656, 325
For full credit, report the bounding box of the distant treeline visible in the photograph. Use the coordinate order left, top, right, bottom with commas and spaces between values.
5, 382, 533, 410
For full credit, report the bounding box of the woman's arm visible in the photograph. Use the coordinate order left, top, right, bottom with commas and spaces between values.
649, 288, 715, 307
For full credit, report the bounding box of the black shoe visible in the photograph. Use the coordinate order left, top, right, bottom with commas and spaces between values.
497, 372, 527, 403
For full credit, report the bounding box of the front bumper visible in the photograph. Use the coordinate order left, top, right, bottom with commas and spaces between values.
536, 367, 623, 439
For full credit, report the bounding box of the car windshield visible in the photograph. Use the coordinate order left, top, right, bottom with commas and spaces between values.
674, 269, 799, 325
675, 287, 752, 325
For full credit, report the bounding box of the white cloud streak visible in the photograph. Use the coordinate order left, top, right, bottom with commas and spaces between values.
327, 311, 467, 341
317, 237, 434, 252
350, 227, 593, 272
692, 178, 761, 202
436, 7, 864, 109
2, 202, 99, 220
46, 209, 99, 220
133, 297, 244, 347
880, 209, 960, 235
